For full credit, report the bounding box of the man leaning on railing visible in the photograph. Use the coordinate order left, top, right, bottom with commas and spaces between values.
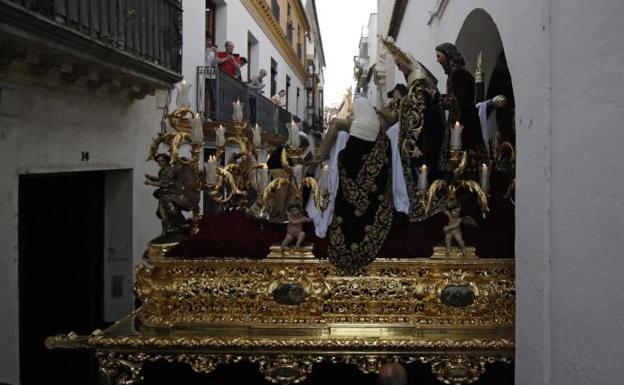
204, 35, 218, 120
247, 69, 267, 125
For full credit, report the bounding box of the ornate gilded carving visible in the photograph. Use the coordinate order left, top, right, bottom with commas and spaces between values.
428, 356, 511, 385
133, 257, 514, 328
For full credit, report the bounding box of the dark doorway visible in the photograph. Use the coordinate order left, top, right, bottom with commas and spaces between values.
19, 172, 105, 385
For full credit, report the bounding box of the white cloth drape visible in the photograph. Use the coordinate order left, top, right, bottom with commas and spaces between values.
386, 122, 409, 214
477, 101, 492, 154
306, 131, 349, 238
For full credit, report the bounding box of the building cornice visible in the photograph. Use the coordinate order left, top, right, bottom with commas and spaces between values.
241, 0, 307, 83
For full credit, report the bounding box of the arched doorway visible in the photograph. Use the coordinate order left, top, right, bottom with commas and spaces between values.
456, 9, 516, 147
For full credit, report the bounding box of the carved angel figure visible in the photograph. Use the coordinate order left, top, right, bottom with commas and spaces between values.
443, 202, 477, 256
144, 153, 199, 243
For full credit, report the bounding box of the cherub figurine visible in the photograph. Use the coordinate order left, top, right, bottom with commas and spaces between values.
281, 204, 311, 249
443, 202, 477, 256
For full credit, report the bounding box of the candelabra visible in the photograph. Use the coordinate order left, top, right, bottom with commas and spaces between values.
423, 150, 489, 216
146, 80, 204, 240
203, 100, 329, 217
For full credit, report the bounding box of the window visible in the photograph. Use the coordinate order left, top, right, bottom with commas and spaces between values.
205, 1, 216, 42
271, 0, 280, 21
270, 58, 277, 97
286, 75, 291, 111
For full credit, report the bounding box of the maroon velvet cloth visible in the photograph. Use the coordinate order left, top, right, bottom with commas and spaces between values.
167, 171, 514, 259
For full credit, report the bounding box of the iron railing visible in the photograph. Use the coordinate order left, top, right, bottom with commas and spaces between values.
3, 0, 182, 74
198, 66, 308, 137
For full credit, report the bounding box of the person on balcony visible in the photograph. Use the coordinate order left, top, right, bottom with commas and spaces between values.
272, 89, 286, 108
247, 69, 267, 124
217, 40, 242, 78
204, 36, 218, 120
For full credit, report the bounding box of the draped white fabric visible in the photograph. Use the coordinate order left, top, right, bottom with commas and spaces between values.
306, 131, 349, 238
477, 101, 492, 154
386, 123, 410, 214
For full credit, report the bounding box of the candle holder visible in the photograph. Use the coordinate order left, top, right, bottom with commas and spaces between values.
202, 101, 328, 218
262, 145, 329, 213
423, 150, 489, 258
146, 102, 204, 241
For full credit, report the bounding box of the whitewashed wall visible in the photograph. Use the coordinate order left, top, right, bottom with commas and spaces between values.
392, 1, 624, 384
0, 79, 163, 385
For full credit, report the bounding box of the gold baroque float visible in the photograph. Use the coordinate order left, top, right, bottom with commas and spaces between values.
47, 247, 514, 385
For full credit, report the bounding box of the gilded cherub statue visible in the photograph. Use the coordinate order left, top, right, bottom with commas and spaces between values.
443, 201, 477, 256
281, 204, 311, 249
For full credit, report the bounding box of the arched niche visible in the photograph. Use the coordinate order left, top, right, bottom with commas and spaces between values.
456, 8, 516, 145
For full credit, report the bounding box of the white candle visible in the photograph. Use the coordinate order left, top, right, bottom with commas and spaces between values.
215, 125, 226, 147
418, 164, 428, 191
259, 164, 269, 192
288, 121, 300, 149
205, 155, 218, 185
293, 164, 303, 183
232, 99, 244, 122
451, 121, 464, 150
252, 124, 262, 147
480, 163, 490, 193
175, 79, 192, 108
320, 164, 329, 192
191, 113, 203, 143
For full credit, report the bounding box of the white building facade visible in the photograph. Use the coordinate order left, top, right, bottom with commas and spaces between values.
180, 0, 310, 120
382, 0, 624, 384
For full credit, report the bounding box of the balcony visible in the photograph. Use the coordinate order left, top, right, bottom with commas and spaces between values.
0, 0, 182, 92
198, 67, 308, 140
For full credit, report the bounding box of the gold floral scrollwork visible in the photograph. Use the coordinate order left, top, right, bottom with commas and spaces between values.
171, 132, 202, 166
97, 352, 145, 385
252, 356, 320, 385
428, 356, 485, 385
333, 355, 387, 374
176, 354, 241, 374
147, 133, 176, 161
264, 266, 331, 304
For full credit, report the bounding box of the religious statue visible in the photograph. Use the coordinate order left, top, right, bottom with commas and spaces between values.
317, 96, 394, 271
379, 36, 446, 221
281, 204, 311, 249
435, 42, 488, 174
144, 153, 197, 243
443, 202, 477, 256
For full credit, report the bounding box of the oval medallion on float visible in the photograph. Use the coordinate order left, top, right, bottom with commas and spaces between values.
272, 283, 308, 305
440, 285, 475, 307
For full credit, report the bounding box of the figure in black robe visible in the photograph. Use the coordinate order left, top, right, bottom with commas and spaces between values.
435, 43, 488, 174
327, 97, 393, 271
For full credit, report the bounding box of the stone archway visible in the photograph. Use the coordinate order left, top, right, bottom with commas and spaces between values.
456, 8, 516, 148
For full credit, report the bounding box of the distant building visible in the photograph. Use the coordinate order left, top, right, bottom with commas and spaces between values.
304, 0, 326, 133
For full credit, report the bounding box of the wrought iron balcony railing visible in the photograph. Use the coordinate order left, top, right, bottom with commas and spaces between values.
197, 66, 307, 138
0, 0, 182, 87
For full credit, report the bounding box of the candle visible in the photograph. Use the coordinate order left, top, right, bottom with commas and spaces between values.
320, 164, 329, 192
480, 163, 490, 193
215, 125, 225, 147
232, 99, 244, 122
451, 121, 464, 150
191, 113, 203, 143
293, 164, 303, 183
258, 164, 269, 192
175, 79, 192, 108
252, 124, 262, 147
418, 164, 428, 191
205, 155, 218, 185
288, 121, 300, 149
